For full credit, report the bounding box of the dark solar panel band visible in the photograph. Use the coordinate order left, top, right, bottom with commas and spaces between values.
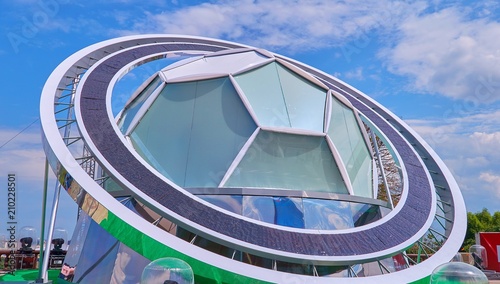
79, 43, 433, 257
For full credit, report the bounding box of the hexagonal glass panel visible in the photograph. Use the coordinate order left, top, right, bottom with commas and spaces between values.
130, 77, 257, 187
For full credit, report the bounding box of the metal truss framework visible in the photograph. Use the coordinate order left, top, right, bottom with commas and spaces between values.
40, 35, 466, 283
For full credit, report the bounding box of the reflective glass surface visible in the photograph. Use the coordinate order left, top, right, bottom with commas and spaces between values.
198, 194, 386, 230
303, 199, 354, 230
131, 77, 256, 187
242, 196, 275, 224
198, 195, 242, 214
328, 96, 373, 198
351, 203, 382, 227
276, 63, 326, 132
273, 197, 304, 228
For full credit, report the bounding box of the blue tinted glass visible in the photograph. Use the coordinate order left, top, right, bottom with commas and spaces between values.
198, 195, 242, 214
303, 199, 354, 230
242, 196, 275, 224
276, 63, 326, 132
351, 203, 382, 227
72, 215, 119, 283
273, 197, 304, 228
234, 62, 290, 128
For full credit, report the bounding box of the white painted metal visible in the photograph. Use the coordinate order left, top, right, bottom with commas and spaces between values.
39, 34, 466, 284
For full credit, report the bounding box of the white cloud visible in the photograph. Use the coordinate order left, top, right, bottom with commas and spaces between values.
470, 131, 500, 146
0, 126, 77, 235
479, 172, 500, 197
381, 7, 500, 103
405, 114, 500, 211
0, 127, 46, 181
345, 67, 364, 80
114, 0, 426, 52
106, 1, 500, 106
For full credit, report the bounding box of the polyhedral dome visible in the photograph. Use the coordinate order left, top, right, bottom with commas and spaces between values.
41, 35, 466, 283
118, 49, 374, 200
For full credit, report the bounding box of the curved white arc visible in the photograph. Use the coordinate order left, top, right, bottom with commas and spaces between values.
122, 72, 158, 112
72, 37, 434, 260
219, 127, 261, 188
40, 35, 465, 282
69, 41, 412, 263
203, 47, 256, 58
123, 81, 165, 136
324, 90, 333, 133
275, 57, 329, 91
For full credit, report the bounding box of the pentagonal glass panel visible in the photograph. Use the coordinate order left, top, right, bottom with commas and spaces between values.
118, 76, 162, 133
224, 131, 348, 194
234, 62, 327, 132
303, 199, 354, 230
328, 96, 373, 198
130, 77, 256, 187
276, 64, 326, 132
233, 62, 290, 128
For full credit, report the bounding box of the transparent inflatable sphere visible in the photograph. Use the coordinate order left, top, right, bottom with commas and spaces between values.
52, 227, 68, 251
140, 257, 194, 284
430, 262, 488, 284
469, 244, 488, 269
450, 253, 463, 262
18, 226, 37, 253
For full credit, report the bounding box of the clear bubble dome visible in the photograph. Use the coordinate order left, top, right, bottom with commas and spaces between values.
140, 257, 194, 284
430, 262, 488, 284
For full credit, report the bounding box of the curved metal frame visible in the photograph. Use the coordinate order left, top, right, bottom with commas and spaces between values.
40, 34, 466, 283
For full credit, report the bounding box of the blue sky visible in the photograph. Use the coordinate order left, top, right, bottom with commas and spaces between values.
1, 0, 500, 237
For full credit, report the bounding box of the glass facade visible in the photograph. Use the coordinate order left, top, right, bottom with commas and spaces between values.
63, 201, 151, 284
328, 95, 373, 198
118, 76, 162, 133
224, 130, 348, 193
40, 36, 466, 284
130, 77, 256, 187
197, 194, 384, 230
125, 55, 374, 199
234, 62, 326, 132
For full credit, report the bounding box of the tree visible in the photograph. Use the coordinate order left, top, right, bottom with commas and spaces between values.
364, 125, 403, 207
462, 208, 500, 251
